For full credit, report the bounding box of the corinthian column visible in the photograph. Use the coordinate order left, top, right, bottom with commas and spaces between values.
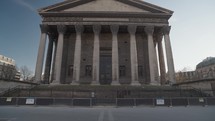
157, 31, 166, 85
35, 24, 49, 83
43, 33, 55, 84
128, 25, 140, 85
111, 25, 120, 85
145, 26, 157, 85
52, 25, 66, 84
72, 25, 84, 85
154, 41, 160, 84
163, 26, 176, 84
92, 25, 101, 85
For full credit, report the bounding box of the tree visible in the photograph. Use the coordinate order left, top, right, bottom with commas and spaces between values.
0, 64, 17, 80
20, 66, 33, 81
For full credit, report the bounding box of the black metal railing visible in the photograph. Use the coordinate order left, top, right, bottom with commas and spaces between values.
0, 97, 215, 107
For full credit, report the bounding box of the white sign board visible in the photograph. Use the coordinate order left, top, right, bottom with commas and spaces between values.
91, 92, 95, 98
6, 97, 12, 102
26, 98, 35, 105
199, 98, 204, 103
156, 99, 165, 105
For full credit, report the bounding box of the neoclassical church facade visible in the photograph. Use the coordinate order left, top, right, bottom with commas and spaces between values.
35, 0, 176, 85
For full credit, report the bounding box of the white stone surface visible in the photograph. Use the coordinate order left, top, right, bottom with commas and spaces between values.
64, 0, 149, 12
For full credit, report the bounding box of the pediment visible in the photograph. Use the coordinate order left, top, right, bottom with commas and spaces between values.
64, 0, 149, 13
39, 0, 173, 15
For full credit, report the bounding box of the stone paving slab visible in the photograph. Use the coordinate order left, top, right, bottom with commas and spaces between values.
0, 106, 215, 121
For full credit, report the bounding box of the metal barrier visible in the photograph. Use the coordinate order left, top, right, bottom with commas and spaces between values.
136, 98, 154, 106
0, 97, 214, 107
117, 98, 135, 106
92, 98, 116, 106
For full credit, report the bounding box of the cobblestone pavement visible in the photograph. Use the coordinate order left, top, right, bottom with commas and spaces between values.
0, 106, 215, 121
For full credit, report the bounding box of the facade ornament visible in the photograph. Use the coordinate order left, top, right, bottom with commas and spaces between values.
128, 25, 137, 34
40, 24, 49, 33
110, 25, 119, 35
93, 25, 101, 35
75, 25, 84, 33
162, 26, 171, 35
156, 30, 163, 42
144, 26, 154, 35
57, 25, 67, 34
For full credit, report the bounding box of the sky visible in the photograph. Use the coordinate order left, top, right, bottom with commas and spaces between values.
0, 0, 215, 73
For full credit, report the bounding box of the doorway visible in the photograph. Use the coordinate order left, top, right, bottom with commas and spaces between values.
100, 48, 112, 85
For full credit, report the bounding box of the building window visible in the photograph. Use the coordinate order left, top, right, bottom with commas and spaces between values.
119, 65, 126, 77
68, 65, 73, 77
85, 65, 92, 77
138, 66, 143, 77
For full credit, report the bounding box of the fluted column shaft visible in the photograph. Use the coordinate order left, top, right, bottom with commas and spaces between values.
52, 25, 66, 84
128, 25, 140, 85
153, 41, 160, 84
35, 24, 49, 82
73, 25, 84, 84
43, 34, 54, 84
157, 33, 166, 85
163, 26, 176, 84
145, 26, 157, 85
50, 40, 57, 82
111, 25, 120, 85
92, 25, 101, 85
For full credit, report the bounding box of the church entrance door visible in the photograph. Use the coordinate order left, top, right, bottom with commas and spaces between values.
100, 48, 112, 85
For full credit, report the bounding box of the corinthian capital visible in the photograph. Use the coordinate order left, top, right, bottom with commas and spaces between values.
57, 25, 67, 34
162, 26, 171, 35
157, 29, 163, 42
40, 24, 49, 33
144, 26, 154, 35
75, 25, 84, 33
48, 32, 57, 41
128, 25, 137, 34
110, 25, 119, 35
93, 25, 101, 35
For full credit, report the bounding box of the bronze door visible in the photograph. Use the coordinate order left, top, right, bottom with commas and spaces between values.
100, 55, 112, 85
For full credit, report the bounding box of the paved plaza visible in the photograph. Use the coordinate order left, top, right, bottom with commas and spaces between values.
0, 106, 215, 121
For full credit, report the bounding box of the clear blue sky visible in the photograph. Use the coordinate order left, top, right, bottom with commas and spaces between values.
0, 0, 215, 73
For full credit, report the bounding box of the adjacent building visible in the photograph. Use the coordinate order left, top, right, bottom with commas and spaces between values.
0, 55, 18, 80
176, 57, 215, 83
35, 0, 176, 85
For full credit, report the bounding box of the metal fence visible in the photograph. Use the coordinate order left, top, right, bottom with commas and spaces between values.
0, 97, 215, 107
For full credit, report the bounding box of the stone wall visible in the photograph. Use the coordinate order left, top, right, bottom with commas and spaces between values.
62, 31, 149, 84
177, 79, 215, 96
0, 80, 37, 94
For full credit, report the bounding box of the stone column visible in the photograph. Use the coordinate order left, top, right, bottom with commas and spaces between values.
128, 25, 140, 85
35, 24, 49, 83
163, 26, 176, 84
111, 25, 120, 85
52, 25, 66, 84
72, 25, 84, 85
50, 40, 57, 83
157, 32, 166, 85
43, 33, 54, 84
145, 26, 157, 85
154, 41, 160, 85
92, 25, 101, 85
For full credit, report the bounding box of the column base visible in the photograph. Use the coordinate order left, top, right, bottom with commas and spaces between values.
131, 81, 141, 86
111, 81, 120, 86
71, 81, 79, 85
150, 82, 160, 86
91, 81, 100, 85
50, 82, 60, 85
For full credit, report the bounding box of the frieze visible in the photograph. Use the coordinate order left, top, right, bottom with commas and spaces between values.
43, 17, 168, 23
129, 18, 168, 23
43, 17, 83, 22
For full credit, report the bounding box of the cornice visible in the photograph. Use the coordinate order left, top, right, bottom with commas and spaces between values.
38, 0, 173, 15
39, 11, 172, 19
